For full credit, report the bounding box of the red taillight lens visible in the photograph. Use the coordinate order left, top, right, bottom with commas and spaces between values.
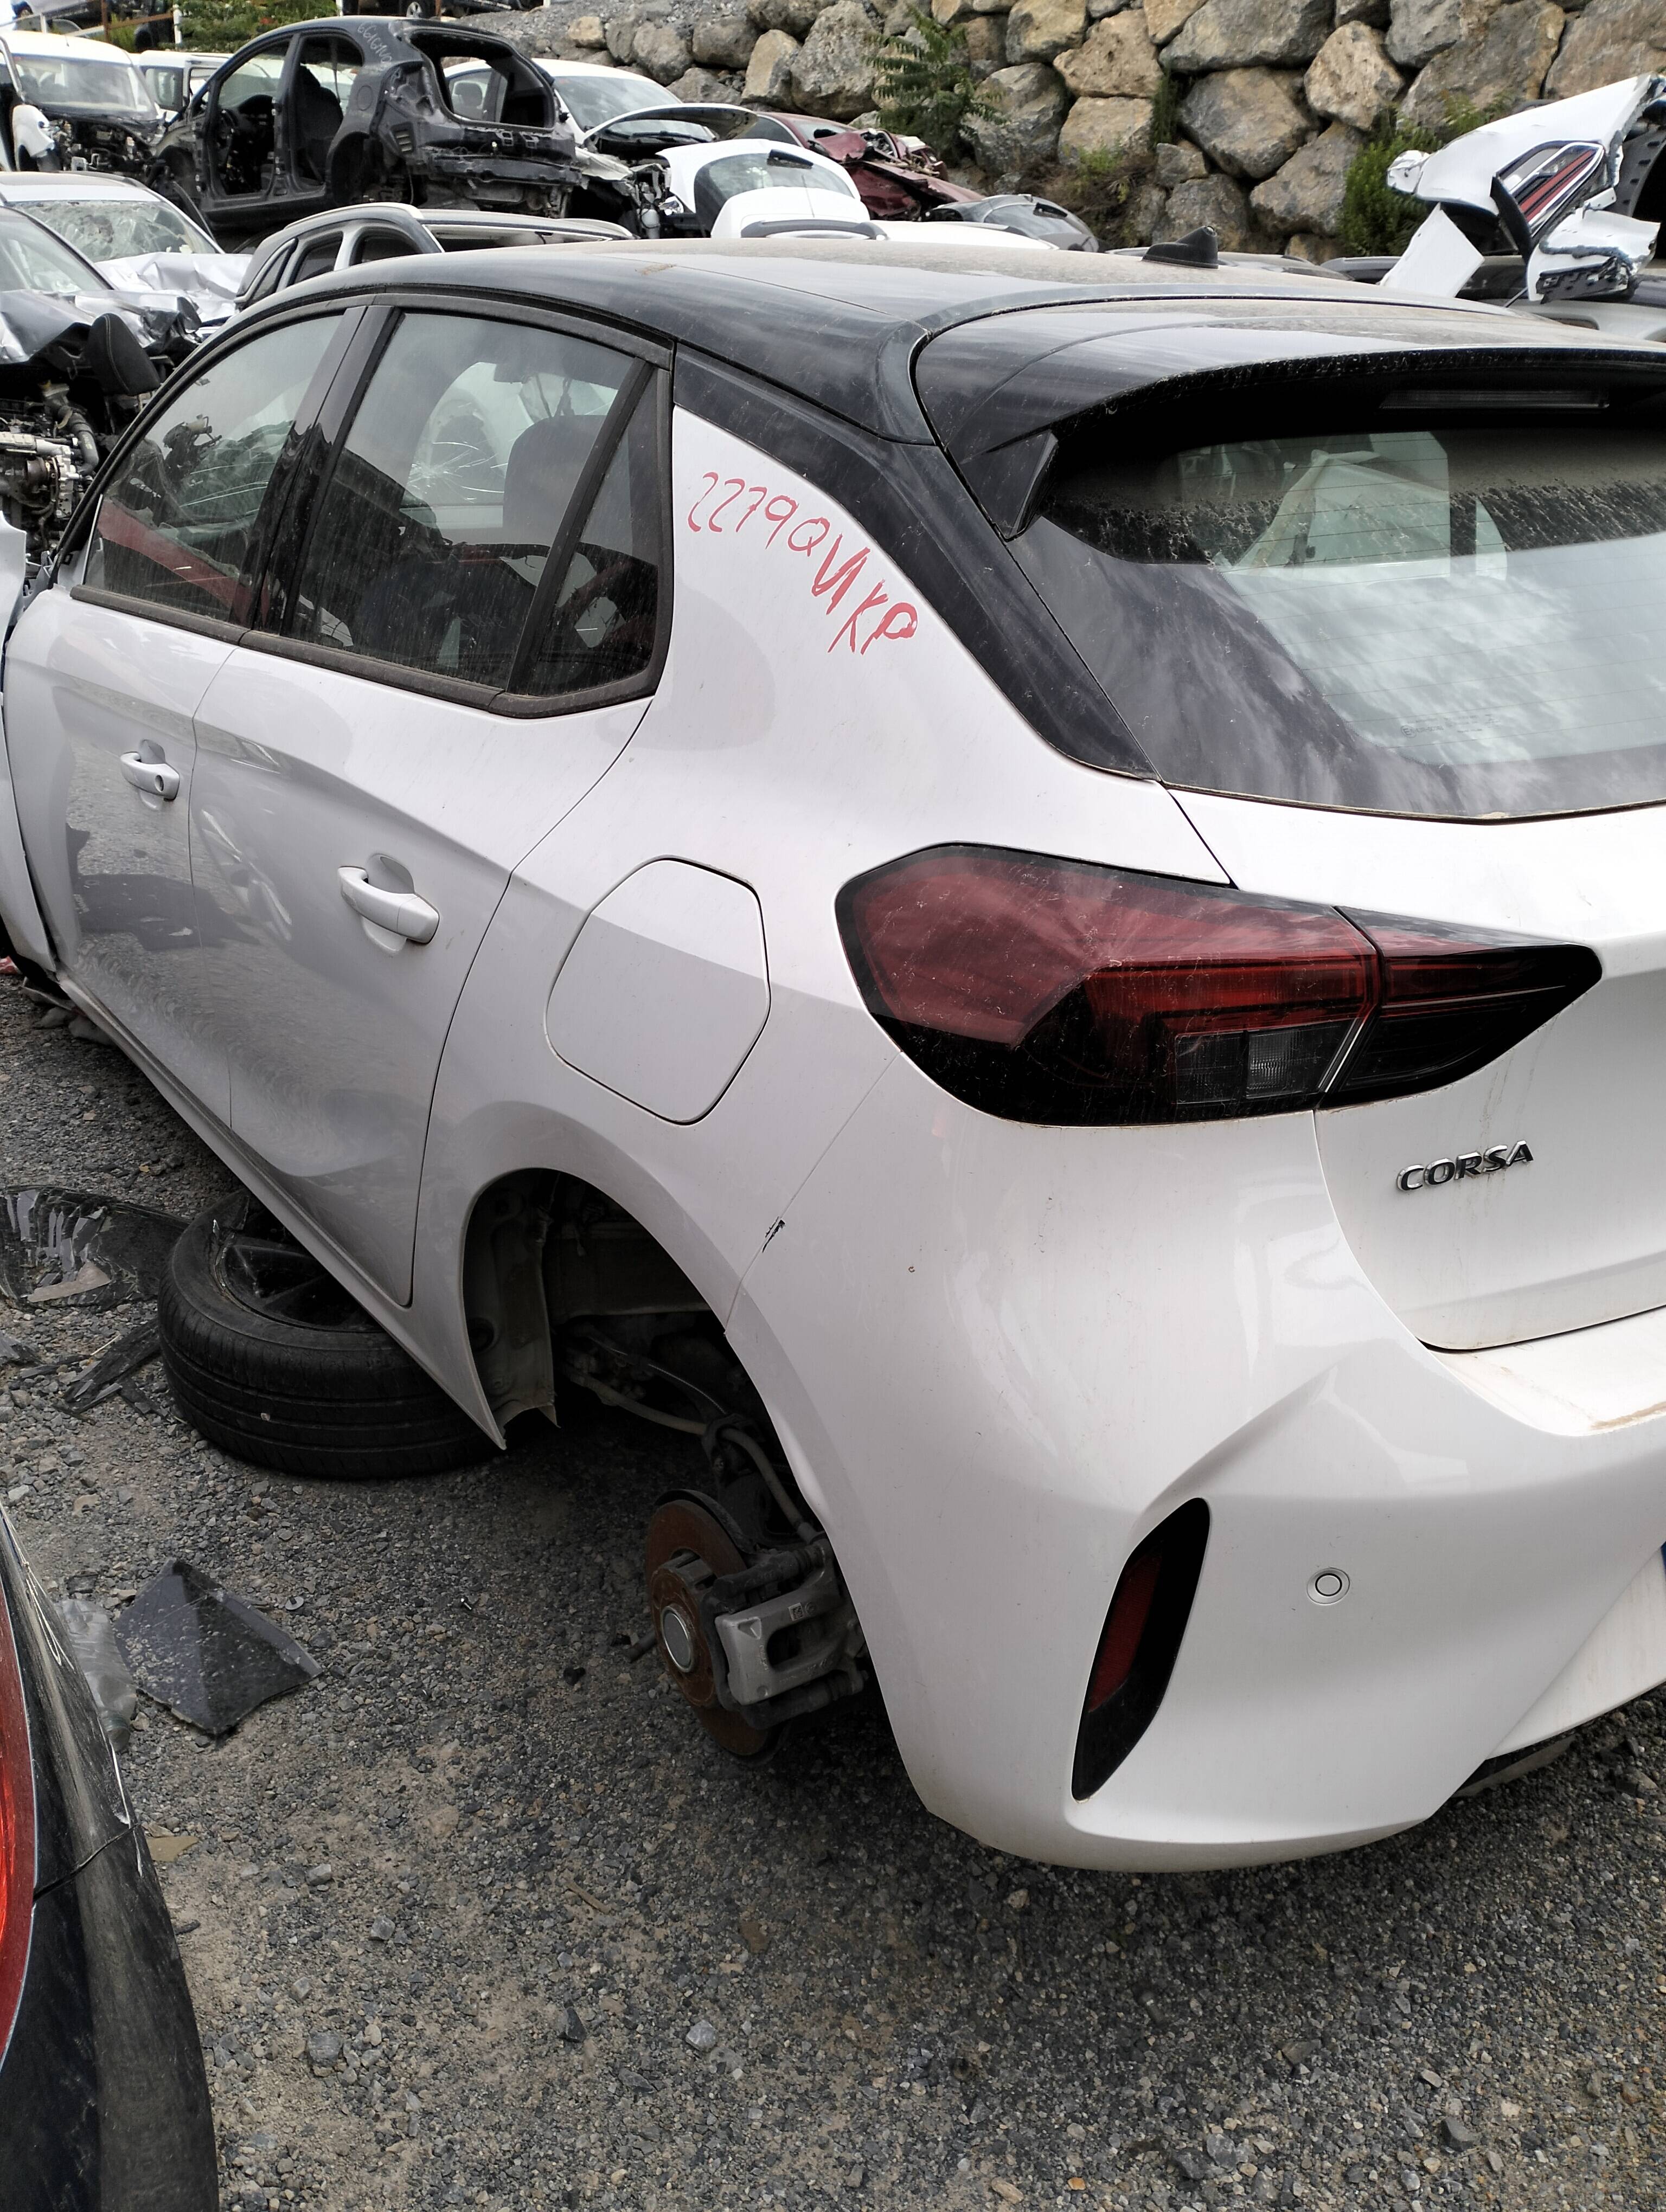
0, 1587, 35, 2066
1074, 1500, 1209, 1801
837, 846, 1599, 1124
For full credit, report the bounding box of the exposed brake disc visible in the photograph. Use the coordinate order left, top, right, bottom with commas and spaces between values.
645, 1491, 778, 1763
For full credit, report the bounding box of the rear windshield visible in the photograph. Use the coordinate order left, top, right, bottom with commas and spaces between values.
1018, 405, 1666, 819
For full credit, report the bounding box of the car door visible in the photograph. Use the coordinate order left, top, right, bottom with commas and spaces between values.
197, 37, 293, 237
188, 302, 667, 1303
4, 307, 353, 1123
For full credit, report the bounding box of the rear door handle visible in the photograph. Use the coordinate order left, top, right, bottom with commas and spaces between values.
120, 750, 180, 802
337, 866, 439, 946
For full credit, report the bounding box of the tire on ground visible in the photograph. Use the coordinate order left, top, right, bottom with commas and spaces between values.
158, 1199, 490, 1479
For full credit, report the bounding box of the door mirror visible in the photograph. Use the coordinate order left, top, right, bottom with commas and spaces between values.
84, 312, 159, 398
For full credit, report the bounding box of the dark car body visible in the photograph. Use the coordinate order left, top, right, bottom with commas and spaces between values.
153, 17, 584, 246
0, 1514, 215, 2211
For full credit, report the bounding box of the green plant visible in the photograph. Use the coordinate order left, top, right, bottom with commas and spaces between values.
1045, 140, 1156, 247
175, 0, 316, 53
1150, 65, 1181, 150
1340, 95, 1509, 258
873, 9, 994, 161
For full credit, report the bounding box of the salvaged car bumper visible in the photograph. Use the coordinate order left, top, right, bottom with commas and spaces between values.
727, 1062, 1666, 1870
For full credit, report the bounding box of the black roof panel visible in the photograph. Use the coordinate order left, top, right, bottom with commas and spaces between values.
266, 235, 1666, 442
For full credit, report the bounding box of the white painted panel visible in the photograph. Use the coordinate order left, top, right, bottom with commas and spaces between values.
547, 860, 770, 1123
1495, 1553, 1666, 1755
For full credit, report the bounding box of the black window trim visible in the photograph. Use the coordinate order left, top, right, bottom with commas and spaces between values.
54, 287, 674, 722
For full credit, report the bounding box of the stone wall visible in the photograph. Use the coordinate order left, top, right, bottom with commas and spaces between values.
492, 0, 1666, 254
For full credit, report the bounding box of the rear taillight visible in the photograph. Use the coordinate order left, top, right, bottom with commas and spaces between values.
0, 1587, 34, 2066
837, 846, 1599, 1125
1073, 1500, 1209, 1801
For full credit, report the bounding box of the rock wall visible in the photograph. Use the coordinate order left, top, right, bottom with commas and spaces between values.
492, 0, 1666, 254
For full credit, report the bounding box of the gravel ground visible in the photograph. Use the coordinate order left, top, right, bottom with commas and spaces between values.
3, 974, 1665, 2212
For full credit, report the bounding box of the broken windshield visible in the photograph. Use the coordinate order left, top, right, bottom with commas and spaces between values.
10, 50, 158, 116
1018, 410, 1666, 818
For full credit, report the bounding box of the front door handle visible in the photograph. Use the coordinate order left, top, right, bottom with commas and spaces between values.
120, 750, 180, 802
337, 866, 439, 946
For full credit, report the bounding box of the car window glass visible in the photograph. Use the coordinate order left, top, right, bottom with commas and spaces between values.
0, 211, 95, 294
10, 51, 157, 116
285, 313, 633, 691
85, 313, 342, 623
691, 148, 858, 227
1024, 414, 1666, 818
27, 194, 213, 261
515, 382, 660, 698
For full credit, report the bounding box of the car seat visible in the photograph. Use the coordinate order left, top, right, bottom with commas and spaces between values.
292, 66, 343, 185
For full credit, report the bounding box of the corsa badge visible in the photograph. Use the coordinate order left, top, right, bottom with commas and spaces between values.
1397, 1142, 1533, 1192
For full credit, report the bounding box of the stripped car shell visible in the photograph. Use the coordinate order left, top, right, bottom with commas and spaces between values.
156, 20, 593, 245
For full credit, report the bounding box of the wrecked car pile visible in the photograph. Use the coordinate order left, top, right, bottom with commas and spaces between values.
153, 20, 618, 244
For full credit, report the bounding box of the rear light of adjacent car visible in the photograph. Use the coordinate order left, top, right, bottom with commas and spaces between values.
1073, 1500, 1209, 1801
0, 1588, 34, 2066
836, 846, 1599, 1125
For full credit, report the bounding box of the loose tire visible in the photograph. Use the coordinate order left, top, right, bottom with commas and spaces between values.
158, 1194, 489, 1479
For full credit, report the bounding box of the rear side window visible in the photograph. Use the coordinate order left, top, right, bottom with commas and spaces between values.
85, 313, 342, 623
1018, 401, 1666, 819
283, 311, 660, 700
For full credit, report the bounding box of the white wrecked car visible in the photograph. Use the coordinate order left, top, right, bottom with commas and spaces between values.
1366, 74, 1666, 339
0, 173, 246, 329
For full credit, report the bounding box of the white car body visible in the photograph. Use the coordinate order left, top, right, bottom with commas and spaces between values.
5, 239, 1666, 1870
658, 138, 864, 233
0, 173, 246, 325
1384, 73, 1666, 340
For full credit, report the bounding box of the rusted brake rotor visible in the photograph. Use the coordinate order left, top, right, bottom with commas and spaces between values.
645, 1493, 777, 1760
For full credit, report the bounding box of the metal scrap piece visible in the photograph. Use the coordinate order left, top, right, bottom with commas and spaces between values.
115, 1559, 320, 1736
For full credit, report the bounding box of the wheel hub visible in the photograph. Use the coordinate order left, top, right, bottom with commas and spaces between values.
645, 1495, 776, 1760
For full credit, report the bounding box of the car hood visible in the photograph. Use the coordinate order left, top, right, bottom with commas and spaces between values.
98, 249, 247, 321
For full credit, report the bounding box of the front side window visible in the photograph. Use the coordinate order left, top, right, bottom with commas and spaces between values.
85, 313, 342, 622
1018, 401, 1666, 818
285, 312, 659, 698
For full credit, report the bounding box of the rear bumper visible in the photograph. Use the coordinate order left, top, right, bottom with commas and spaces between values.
730, 1058, 1666, 1869
2, 1831, 217, 2212
0, 1522, 215, 2209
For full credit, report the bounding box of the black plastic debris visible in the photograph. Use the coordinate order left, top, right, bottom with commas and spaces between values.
62, 1317, 162, 1411
115, 1559, 319, 1735
0, 1187, 184, 1310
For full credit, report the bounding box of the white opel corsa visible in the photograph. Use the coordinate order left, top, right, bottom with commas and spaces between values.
3, 237, 1666, 1872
